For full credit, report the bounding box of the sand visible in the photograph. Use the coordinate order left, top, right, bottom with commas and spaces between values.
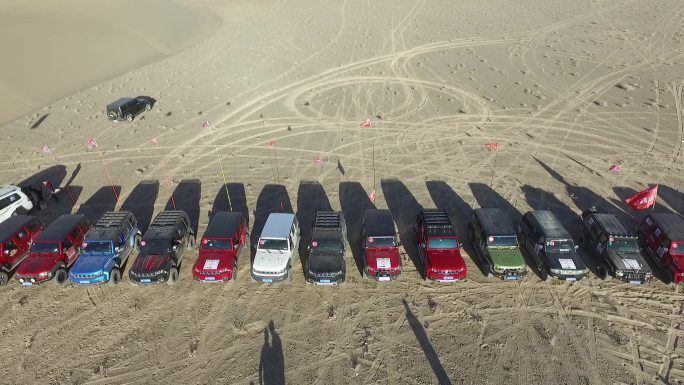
0, 0, 683, 384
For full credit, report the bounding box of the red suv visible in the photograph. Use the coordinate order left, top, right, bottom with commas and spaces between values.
362, 209, 402, 281
0, 215, 43, 285
638, 213, 684, 284
15, 214, 92, 286
416, 209, 467, 282
193, 212, 247, 282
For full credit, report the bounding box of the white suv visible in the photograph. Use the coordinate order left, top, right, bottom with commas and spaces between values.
0, 186, 35, 223
252, 213, 299, 283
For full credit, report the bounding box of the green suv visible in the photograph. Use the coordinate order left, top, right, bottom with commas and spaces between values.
469, 208, 527, 280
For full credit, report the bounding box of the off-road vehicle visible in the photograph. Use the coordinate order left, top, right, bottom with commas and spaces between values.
305, 211, 346, 285
193, 212, 248, 282
579, 208, 652, 284
0, 185, 38, 223
638, 213, 684, 284
106, 96, 155, 122
69, 211, 141, 285
519, 210, 587, 282
362, 209, 402, 281
15, 214, 92, 285
415, 209, 466, 282
129, 210, 195, 285
0, 215, 43, 285
469, 208, 526, 280
252, 213, 299, 283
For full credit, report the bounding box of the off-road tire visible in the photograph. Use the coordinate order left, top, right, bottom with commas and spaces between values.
483, 263, 493, 278
126, 113, 133, 123
167, 267, 178, 285
109, 268, 121, 285
232, 262, 238, 281
540, 267, 550, 282
0, 271, 9, 286
134, 234, 142, 250
145, 103, 152, 111
53, 268, 68, 285
189, 235, 196, 248
598, 265, 611, 280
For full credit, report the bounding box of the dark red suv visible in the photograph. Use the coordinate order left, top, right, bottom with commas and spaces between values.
0, 215, 43, 285
639, 213, 684, 284
192, 212, 248, 282
15, 214, 92, 285
416, 209, 467, 282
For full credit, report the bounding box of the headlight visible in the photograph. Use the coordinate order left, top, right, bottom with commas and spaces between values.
38, 272, 49, 277
550, 269, 563, 275
616, 271, 624, 277
493, 266, 505, 273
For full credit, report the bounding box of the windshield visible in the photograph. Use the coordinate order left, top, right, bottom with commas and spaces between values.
546, 239, 575, 253
258, 238, 289, 251
311, 239, 343, 253
672, 241, 684, 256
607, 237, 639, 253
428, 237, 458, 249
31, 242, 60, 253
487, 235, 518, 247
366, 236, 396, 248
83, 241, 113, 253
202, 238, 232, 250
141, 239, 171, 253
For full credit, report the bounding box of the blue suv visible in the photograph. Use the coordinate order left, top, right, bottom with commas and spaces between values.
69, 211, 140, 285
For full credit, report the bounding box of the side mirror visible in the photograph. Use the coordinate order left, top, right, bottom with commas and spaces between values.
114, 247, 121, 253
234, 244, 239, 250
420, 243, 426, 249
574, 245, 579, 251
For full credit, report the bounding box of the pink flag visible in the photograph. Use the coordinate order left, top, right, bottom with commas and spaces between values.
314, 156, 323, 165
202, 121, 210, 128
87, 138, 98, 149
360, 118, 372, 128
369, 190, 376, 203
42, 145, 51, 154
149, 137, 158, 145
485, 143, 499, 150
268, 140, 276, 147
608, 164, 621, 173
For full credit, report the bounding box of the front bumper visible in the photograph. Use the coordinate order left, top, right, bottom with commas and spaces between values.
307, 272, 345, 285
426, 269, 467, 282
193, 270, 233, 283
16, 274, 51, 286
252, 270, 288, 283
365, 267, 401, 282
129, 271, 169, 285
549, 269, 588, 282
615, 270, 652, 285
492, 268, 527, 281
69, 272, 109, 285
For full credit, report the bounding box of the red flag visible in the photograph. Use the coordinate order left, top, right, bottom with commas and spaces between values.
42, 145, 51, 154
608, 164, 621, 173
485, 143, 499, 150
360, 118, 371, 128
87, 138, 98, 149
149, 137, 158, 145
202, 121, 210, 128
624, 185, 658, 210
314, 156, 323, 165
369, 190, 376, 203
268, 140, 276, 147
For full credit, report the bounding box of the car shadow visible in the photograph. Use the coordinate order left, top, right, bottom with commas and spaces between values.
77, 186, 122, 223
16, 165, 67, 188
381, 179, 424, 278
32, 186, 83, 226
425, 181, 477, 273
339, 182, 376, 277
120, 180, 159, 233
659, 184, 684, 215
469, 183, 521, 226
251, 185, 293, 261
211, 183, 249, 226
165, 179, 201, 235
296, 181, 333, 275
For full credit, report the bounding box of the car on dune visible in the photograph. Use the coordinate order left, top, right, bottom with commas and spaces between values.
252, 213, 299, 283
193, 212, 248, 282
469, 208, 527, 280
0, 215, 43, 285
362, 209, 402, 282
638, 213, 684, 284
106, 96, 155, 122
415, 209, 467, 282
305, 211, 346, 285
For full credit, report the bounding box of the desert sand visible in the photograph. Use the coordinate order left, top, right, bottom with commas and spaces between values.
0, 0, 683, 384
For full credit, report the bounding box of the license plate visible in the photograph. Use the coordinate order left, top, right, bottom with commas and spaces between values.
378, 276, 391, 282
80, 280, 90, 284
629, 280, 642, 285
319, 279, 330, 283
262, 278, 273, 283
21, 281, 33, 286
204, 277, 215, 281
566, 277, 577, 282
443, 276, 453, 280
141, 278, 151, 283
504, 275, 518, 281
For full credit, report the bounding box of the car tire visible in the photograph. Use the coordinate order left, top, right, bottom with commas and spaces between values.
540, 268, 551, 282
189, 235, 196, 248
232, 262, 238, 282
145, 103, 152, 111
167, 267, 178, 285
134, 234, 142, 251
597, 265, 610, 280
0, 271, 9, 286
53, 268, 68, 285
109, 268, 121, 285
126, 113, 133, 123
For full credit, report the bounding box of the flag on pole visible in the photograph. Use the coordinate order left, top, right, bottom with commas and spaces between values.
268, 140, 276, 148
485, 143, 500, 150
608, 164, 621, 173
87, 138, 98, 149
624, 185, 658, 210
360, 118, 372, 128
42, 145, 51, 154
314, 156, 323, 165
149, 137, 158, 145
202, 121, 210, 128
369, 190, 376, 203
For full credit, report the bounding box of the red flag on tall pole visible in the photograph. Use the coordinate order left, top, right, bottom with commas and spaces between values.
202, 121, 210, 128
87, 138, 98, 149
624, 185, 658, 210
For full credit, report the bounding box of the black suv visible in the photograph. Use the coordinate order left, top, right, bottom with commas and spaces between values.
519, 210, 587, 282
579, 208, 652, 284
305, 211, 346, 285
129, 211, 195, 285
106, 96, 155, 122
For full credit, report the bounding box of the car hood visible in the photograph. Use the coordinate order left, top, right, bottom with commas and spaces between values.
545, 252, 586, 271
365, 247, 401, 269
131, 253, 172, 274
195, 250, 234, 271
487, 248, 525, 269
426, 249, 466, 271
16, 253, 59, 275
308, 252, 344, 274
70, 254, 113, 274
606, 251, 651, 272
253, 250, 290, 271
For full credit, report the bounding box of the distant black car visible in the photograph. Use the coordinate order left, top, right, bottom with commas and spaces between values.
579, 207, 652, 284
129, 211, 194, 285
106, 96, 155, 122
305, 211, 346, 285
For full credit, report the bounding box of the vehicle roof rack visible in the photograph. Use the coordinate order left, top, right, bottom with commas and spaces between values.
314, 212, 341, 230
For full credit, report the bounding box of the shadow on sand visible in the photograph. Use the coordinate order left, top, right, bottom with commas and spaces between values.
381, 179, 424, 277
77, 186, 121, 222
402, 299, 452, 385
120, 180, 159, 233
296, 181, 333, 274
166, 179, 201, 235
339, 182, 376, 276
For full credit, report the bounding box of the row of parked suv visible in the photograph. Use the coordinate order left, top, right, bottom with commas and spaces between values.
0, 205, 683, 286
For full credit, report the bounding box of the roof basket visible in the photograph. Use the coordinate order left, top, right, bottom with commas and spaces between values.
93, 211, 130, 230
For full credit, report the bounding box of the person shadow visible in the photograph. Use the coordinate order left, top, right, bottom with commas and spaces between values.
259, 321, 285, 385
402, 299, 452, 385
